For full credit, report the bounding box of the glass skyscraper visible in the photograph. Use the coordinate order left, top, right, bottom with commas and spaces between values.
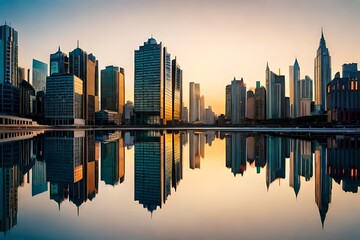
0, 24, 19, 115
289, 59, 300, 118
314, 30, 331, 113
134, 38, 172, 125
266, 63, 286, 119
32, 59, 48, 93
101, 66, 125, 123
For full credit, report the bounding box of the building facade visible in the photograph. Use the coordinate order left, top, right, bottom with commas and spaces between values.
32, 59, 48, 93
225, 84, 232, 120
45, 74, 84, 125
255, 85, 266, 120
231, 78, 246, 124
172, 58, 182, 123
0, 24, 19, 116
266, 64, 286, 119
246, 90, 255, 119
327, 76, 360, 123
69, 45, 99, 125
314, 30, 331, 113
189, 82, 201, 123
134, 38, 172, 125
289, 59, 300, 118
100, 66, 125, 124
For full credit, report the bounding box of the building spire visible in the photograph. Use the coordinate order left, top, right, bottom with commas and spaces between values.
58, 46, 60, 52
77, 40, 79, 48
320, 28, 326, 46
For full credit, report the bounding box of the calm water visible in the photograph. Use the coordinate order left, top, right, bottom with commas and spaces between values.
0, 130, 360, 239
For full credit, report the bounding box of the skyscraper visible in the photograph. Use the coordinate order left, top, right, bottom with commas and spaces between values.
134, 37, 172, 125
225, 84, 232, 120
101, 66, 125, 123
172, 58, 183, 123
0, 24, 19, 115
50, 47, 69, 76
189, 82, 201, 122
299, 76, 313, 117
69, 44, 99, 125
255, 85, 266, 120
266, 64, 285, 119
231, 77, 246, 124
45, 74, 84, 125
32, 59, 48, 93
289, 59, 300, 118
314, 30, 331, 113
246, 90, 255, 119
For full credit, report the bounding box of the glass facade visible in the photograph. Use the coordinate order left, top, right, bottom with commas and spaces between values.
45, 74, 83, 125
32, 59, 48, 93
314, 31, 331, 112
101, 66, 125, 123
134, 38, 172, 125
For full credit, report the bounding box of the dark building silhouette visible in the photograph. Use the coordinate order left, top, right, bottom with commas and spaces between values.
326, 64, 360, 123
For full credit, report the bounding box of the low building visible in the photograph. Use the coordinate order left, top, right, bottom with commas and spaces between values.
95, 110, 121, 125
327, 76, 360, 123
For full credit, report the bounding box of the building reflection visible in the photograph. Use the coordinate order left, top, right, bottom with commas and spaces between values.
315, 142, 332, 227
0, 137, 35, 233
44, 131, 98, 213
134, 131, 183, 213
266, 136, 287, 189
327, 137, 360, 193
2, 130, 360, 232
99, 131, 125, 186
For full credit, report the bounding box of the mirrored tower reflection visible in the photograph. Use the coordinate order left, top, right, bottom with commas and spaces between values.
134, 132, 183, 213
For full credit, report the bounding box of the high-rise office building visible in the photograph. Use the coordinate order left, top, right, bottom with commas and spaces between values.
32, 59, 48, 93
101, 66, 125, 124
0, 24, 18, 87
255, 85, 266, 120
45, 74, 84, 125
0, 24, 19, 116
231, 77, 246, 124
134, 37, 172, 125
200, 95, 205, 121
289, 59, 300, 118
299, 76, 313, 117
50, 47, 69, 76
189, 82, 201, 122
314, 30, 331, 113
17, 67, 26, 82
266, 64, 285, 119
69, 44, 99, 125
181, 105, 188, 123
246, 90, 255, 119
225, 84, 232, 120
172, 58, 183, 123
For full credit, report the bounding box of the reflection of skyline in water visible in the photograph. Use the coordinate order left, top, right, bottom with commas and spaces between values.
134, 131, 183, 213
0, 131, 359, 234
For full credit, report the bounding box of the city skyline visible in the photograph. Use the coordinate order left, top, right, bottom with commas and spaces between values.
1, 0, 360, 114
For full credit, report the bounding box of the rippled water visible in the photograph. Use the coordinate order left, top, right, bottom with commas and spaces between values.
0, 130, 360, 239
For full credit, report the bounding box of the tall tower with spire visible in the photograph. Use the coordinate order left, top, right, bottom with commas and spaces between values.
289, 59, 300, 118
314, 29, 331, 113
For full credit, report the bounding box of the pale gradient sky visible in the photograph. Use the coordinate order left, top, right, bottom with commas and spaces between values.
1, 0, 360, 114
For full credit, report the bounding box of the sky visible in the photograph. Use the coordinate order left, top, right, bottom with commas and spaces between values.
1, 0, 360, 114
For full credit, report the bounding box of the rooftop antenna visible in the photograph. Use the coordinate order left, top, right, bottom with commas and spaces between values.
77, 40, 79, 48
279, 68, 281, 75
